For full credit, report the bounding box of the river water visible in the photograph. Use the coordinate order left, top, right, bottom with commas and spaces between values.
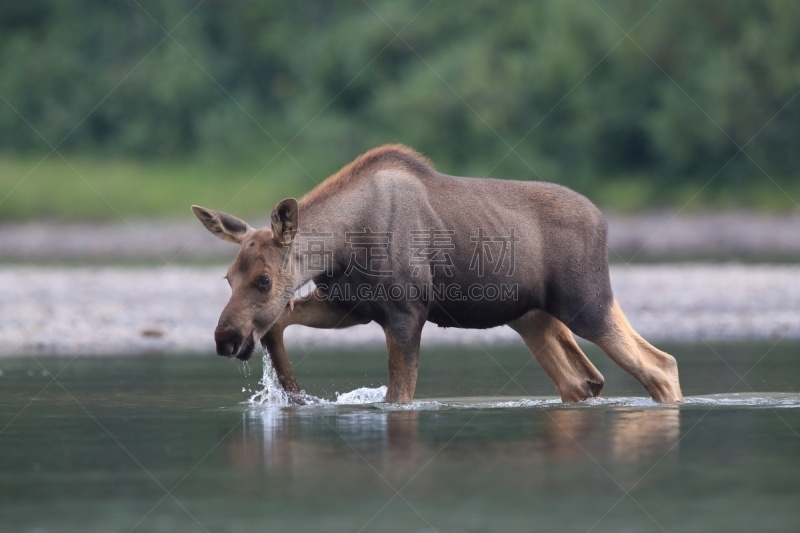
1, 341, 799, 532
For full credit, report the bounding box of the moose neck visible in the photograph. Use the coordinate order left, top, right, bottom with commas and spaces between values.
296, 197, 336, 233
289, 197, 350, 289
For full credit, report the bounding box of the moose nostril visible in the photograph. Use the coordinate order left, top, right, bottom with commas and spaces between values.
215, 329, 243, 357
217, 341, 236, 357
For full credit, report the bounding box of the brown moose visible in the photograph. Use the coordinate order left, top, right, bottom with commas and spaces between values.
193, 145, 682, 404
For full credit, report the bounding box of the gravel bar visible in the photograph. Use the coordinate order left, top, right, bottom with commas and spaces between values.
3, 211, 800, 262
1, 264, 799, 357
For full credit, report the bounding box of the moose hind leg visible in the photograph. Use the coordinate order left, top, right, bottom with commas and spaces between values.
589, 299, 683, 403
510, 311, 604, 402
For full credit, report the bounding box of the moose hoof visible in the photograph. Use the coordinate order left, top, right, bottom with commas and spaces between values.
559, 378, 604, 403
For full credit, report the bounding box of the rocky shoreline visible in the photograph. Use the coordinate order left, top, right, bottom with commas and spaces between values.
1, 264, 799, 357
2, 211, 800, 263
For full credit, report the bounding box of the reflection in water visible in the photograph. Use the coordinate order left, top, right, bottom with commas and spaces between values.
610, 409, 681, 463
253, 408, 293, 470
545, 408, 680, 463
227, 404, 681, 475
3, 349, 798, 533
384, 411, 422, 464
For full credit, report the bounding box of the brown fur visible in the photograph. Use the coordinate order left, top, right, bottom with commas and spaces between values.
300, 144, 434, 209
592, 300, 683, 402
510, 310, 605, 402
193, 144, 683, 404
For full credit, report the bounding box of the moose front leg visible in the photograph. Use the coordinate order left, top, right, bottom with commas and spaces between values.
261, 328, 300, 393
261, 289, 371, 394
384, 313, 426, 404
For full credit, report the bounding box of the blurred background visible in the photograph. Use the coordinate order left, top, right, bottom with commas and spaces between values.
2, 0, 800, 355
2, 6, 800, 532
1, 0, 799, 223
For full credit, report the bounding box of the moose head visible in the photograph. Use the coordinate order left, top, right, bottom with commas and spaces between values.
192, 198, 299, 360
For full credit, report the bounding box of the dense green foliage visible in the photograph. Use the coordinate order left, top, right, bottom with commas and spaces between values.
1, 0, 799, 217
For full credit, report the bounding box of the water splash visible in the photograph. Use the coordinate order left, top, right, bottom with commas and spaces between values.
248, 350, 332, 407
336, 386, 387, 404
248, 351, 292, 407
247, 352, 800, 410
683, 393, 800, 408
337, 394, 800, 411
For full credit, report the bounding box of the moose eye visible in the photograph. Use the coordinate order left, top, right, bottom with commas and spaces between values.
258, 275, 271, 290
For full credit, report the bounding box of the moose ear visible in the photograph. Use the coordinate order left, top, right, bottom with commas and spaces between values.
270, 198, 298, 245
191, 205, 252, 244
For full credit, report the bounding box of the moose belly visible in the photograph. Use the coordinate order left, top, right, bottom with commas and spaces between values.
427, 298, 530, 329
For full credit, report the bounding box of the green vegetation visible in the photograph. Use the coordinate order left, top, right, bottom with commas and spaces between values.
0, 154, 305, 220
1, 0, 799, 219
